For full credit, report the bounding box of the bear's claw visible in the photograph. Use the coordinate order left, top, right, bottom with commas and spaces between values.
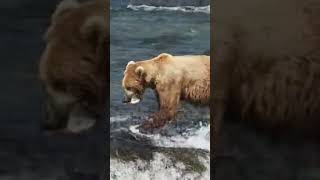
136, 111, 171, 134
138, 120, 165, 134
138, 123, 157, 134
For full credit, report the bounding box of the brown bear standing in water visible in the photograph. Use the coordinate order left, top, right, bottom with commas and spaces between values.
39, 0, 108, 133
122, 53, 210, 129
212, 0, 320, 150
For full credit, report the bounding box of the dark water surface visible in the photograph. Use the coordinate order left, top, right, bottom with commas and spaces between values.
110, 0, 210, 119
109, 0, 210, 138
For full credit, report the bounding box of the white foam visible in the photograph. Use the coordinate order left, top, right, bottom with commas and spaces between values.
110, 115, 130, 123
129, 123, 210, 151
154, 125, 210, 151
111, 115, 210, 151
110, 153, 210, 180
127, 4, 210, 14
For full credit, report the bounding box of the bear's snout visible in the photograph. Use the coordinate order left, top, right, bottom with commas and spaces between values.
122, 94, 141, 104
122, 95, 131, 103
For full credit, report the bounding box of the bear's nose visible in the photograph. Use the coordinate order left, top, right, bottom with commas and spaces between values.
122, 95, 131, 103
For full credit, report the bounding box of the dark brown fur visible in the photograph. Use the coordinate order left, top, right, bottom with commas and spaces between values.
212, 0, 320, 155
39, 0, 108, 133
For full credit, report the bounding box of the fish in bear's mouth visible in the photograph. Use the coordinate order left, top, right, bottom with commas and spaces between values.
122, 94, 141, 104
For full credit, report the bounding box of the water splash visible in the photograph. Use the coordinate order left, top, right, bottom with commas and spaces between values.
129, 124, 210, 151
127, 4, 210, 14
110, 153, 210, 180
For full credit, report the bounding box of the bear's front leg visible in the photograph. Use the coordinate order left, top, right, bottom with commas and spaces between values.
140, 109, 176, 129
139, 84, 180, 131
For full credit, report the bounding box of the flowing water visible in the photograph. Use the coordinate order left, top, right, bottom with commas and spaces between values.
110, 0, 210, 179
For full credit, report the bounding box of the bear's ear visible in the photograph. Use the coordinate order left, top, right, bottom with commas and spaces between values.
81, 15, 107, 58
135, 66, 145, 78
123, 61, 135, 75
126, 61, 135, 69
44, 0, 80, 41
52, 0, 80, 20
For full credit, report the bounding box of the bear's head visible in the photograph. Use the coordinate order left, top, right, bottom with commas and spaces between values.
122, 61, 147, 104
121, 53, 171, 104
40, 0, 108, 134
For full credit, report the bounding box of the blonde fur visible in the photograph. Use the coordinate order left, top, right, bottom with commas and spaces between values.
122, 53, 210, 129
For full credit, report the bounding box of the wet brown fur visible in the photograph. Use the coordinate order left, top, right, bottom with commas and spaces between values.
122, 53, 210, 129
212, 0, 320, 152
39, 0, 108, 133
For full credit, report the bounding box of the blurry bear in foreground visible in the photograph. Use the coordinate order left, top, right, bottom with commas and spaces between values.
39, 0, 108, 133
212, 0, 320, 146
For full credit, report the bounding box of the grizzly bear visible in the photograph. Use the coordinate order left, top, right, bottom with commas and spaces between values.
122, 53, 210, 129
211, 0, 320, 152
39, 0, 108, 133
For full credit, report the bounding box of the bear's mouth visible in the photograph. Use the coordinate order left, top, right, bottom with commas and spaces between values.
122, 94, 141, 104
